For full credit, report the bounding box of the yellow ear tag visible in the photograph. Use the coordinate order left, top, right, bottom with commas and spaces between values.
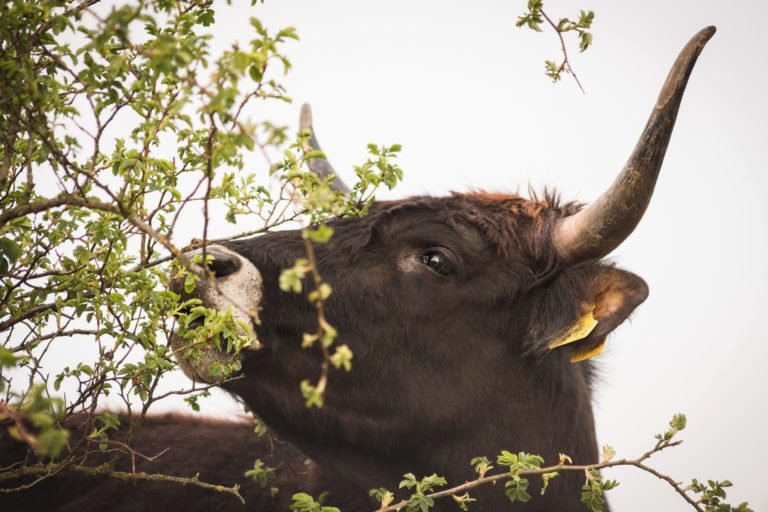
548, 308, 599, 349
570, 339, 606, 363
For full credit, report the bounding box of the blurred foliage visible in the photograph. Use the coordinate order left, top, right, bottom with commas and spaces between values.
0, 0, 401, 496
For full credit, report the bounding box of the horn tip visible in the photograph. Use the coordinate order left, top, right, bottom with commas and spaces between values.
697, 26, 717, 43
300, 103, 313, 131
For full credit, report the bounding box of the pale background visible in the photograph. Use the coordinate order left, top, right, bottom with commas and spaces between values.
39, 0, 768, 510
201, 1, 766, 510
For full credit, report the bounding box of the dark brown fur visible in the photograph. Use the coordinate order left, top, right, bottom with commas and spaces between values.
2, 194, 648, 511
0, 414, 367, 512
216, 195, 646, 511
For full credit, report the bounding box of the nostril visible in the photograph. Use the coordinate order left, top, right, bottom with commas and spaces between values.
205, 247, 241, 278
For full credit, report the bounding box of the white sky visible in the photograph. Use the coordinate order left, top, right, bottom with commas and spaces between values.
25, 1, 767, 510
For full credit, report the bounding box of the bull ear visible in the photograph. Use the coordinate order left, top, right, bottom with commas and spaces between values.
525, 266, 649, 362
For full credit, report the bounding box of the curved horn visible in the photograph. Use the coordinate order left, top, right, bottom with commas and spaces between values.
553, 27, 716, 263
299, 103, 351, 194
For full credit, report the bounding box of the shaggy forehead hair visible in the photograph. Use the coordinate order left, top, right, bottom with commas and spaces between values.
362, 191, 582, 273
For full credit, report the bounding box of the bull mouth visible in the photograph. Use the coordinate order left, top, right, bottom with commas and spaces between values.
169, 318, 256, 384
168, 245, 264, 384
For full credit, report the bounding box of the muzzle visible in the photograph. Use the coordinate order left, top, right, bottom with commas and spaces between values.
168, 245, 263, 383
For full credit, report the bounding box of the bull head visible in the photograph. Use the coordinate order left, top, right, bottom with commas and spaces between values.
169, 27, 715, 511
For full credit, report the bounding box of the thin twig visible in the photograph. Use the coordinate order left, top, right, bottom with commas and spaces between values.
0, 462, 244, 503
539, 9, 585, 94
302, 236, 331, 398
376, 440, 702, 512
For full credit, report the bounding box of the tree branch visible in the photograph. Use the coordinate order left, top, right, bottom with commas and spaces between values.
375, 440, 703, 512
0, 193, 72, 227
539, 9, 585, 94
0, 462, 244, 503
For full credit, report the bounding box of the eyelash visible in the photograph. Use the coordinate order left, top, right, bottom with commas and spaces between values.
421, 250, 456, 277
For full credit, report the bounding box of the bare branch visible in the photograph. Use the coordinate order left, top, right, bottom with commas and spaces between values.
0, 462, 244, 503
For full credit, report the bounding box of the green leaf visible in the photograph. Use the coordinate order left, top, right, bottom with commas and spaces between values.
244, 459, 277, 487
471, 456, 493, 477
505, 477, 531, 503
0, 237, 22, 262
670, 413, 687, 431
300, 380, 324, 408
0, 348, 17, 368
97, 411, 120, 431
399, 473, 418, 490
289, 492, 340, 512
497, 450, 519, 467
369, 488, 395, 507
540, 471, 559, 495
309, 282, 333, 303
329, 344, 353, 371
579, 32, 593, 52
305, 224, 334, 244
279, 259, 310, 293
184, 272, 198, 294
301, 332, 319, 348
37, 428, 69, 458
249, 64, 264, 82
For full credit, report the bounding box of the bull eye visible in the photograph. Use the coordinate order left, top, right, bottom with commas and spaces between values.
421, 251, 455, 277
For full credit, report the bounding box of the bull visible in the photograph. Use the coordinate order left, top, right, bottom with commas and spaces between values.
0, 27, 715, 512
